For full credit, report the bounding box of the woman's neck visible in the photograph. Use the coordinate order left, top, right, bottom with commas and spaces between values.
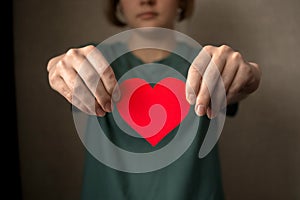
128, 28, 176, 63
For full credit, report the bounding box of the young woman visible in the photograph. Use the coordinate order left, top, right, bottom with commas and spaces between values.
47, 0, 261, 199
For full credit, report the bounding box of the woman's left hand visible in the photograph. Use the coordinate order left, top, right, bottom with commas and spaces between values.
186, 45, 261, 118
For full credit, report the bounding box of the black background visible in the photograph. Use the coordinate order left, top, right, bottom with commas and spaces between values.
4, 1, 22, 199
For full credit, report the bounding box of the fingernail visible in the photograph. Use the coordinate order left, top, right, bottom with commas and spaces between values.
105, 102, 112, 112
187, 93, 196, 104
112, 86, 121, 102
195, 104, 206, 116
207, 107, 212, 119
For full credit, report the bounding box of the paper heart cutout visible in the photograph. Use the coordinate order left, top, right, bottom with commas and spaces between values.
116, 77, 190, 146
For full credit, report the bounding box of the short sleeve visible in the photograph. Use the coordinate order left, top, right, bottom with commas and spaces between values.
226, 103, 239, 117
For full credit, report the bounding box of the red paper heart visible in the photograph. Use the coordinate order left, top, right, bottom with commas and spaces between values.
116, 78, 190, 146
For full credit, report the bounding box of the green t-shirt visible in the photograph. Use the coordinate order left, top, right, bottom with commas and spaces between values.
80, 42, 225, 200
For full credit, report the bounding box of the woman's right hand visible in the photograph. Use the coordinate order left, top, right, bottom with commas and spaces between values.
47, 45, 120, 116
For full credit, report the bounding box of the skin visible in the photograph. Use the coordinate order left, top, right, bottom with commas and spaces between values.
120, 0, 179, 29
47, 0, 261, 118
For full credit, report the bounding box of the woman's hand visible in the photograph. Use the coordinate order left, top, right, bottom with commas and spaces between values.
186, 45, 261, 118
47, 45, 120, 116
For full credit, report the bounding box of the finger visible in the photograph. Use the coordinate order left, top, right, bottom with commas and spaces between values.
77, 59, 112, 112
207, 76, 227, 119
49, 70, 99, 115
195, 54, 226, 117
47, 54, 65, 72
221, 59, 239, 94
94, 101, 106, 117
66, 48, 100, 93
244, 62, 261, 93
72, 96, 106, 117
210, 60, 238, 118
195, 83, 210, 117
48, 62, 88, 113
86, 47, 121, 101
56, 59, 96, 112
94, 78, 113, 112
71, 95, 95, 115
186, 66, 202, 105
226, 63, 251, 104
186, 47, 212, 105
86, 46, 110, 76
72, 76, 102, 115
66, 49, 112, 112
101, 66, 120, 102
49, 73, 73, 103
55, 59, 103, 115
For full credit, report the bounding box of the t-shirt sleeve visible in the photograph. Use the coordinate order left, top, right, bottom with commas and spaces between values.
226, 103, 239, 117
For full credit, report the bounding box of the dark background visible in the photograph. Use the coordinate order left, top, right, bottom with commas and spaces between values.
6, 0, 22, 199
